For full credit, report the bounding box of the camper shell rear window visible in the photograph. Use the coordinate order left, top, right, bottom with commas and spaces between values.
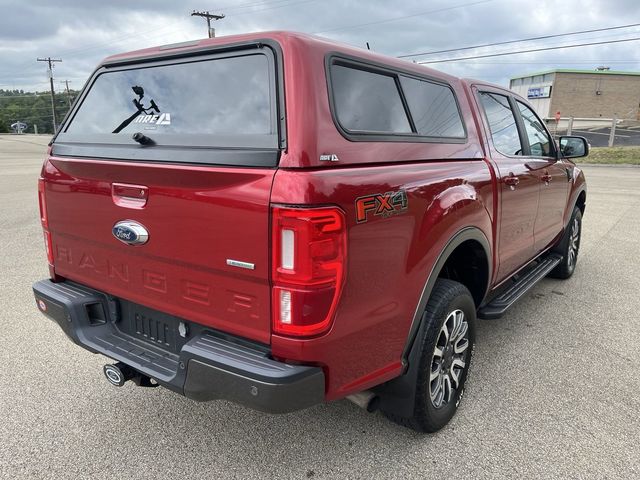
54, 45, 282, 166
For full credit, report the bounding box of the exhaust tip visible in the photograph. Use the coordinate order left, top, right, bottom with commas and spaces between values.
367, 395, 381, 413
346, 390, 380, 412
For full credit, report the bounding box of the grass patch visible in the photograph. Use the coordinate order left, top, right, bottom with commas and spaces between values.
577, 146, 640, 165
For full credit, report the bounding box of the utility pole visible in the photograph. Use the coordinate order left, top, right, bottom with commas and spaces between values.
191, 10, 225, 38
37, 57, 62, 132
60, 80, 73, 108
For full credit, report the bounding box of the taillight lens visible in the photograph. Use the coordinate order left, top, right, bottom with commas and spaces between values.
38, 178, 53, 265
43, 230, 54, 265
38, 178, 48, 228
271, 206, 347, 337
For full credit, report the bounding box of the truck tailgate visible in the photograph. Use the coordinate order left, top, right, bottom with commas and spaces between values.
43, 156, 274, 344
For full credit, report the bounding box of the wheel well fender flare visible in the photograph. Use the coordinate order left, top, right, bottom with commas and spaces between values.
402, 226, 491, 363
374, 227, 490, 417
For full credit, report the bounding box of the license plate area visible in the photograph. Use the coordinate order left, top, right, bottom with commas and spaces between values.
133, 309, 175, 349
117, 300, 190, 354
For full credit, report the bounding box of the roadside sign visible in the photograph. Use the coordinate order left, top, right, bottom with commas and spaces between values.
10, 121, 27, 134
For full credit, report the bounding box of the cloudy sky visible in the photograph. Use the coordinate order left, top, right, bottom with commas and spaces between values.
1, 0, 639, 92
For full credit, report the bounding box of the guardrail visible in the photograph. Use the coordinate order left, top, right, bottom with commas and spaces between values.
545, 117, 640, 147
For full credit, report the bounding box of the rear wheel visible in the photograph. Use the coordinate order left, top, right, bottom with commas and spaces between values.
384, 279, 476, 432
550, 206, 582, 279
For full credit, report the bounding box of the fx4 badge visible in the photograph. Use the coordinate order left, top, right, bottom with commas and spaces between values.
355, 190, 408, 223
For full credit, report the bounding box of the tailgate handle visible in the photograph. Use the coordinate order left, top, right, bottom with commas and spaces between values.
112, 183, 148, 208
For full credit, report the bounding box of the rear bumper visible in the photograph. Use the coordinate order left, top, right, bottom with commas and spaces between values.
33, 279, 325, 413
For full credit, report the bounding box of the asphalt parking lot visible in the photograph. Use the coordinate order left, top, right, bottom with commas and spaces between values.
0, 135, 638, 479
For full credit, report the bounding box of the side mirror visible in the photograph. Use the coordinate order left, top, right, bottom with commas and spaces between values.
559, 136, 589, 159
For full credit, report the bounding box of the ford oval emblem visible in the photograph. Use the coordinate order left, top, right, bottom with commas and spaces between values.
112, 220, 149, 246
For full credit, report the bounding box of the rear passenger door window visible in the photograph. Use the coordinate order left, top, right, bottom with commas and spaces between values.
516, 101, 553, 157
331, 64, 412, 134
479, 92, 523, 156
399, 76, 465, 138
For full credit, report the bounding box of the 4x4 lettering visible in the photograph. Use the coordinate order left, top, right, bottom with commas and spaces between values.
356, 190, 408, 223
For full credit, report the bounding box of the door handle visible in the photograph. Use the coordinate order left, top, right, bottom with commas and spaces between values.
504, 175, 520, 190
541, 172, 552, 184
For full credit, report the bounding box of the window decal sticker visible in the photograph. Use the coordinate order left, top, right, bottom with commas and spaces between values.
133, 113, 171, 125
112, 85, 161, 133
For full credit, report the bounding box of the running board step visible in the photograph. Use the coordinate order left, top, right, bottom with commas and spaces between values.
478, 254, 563, 320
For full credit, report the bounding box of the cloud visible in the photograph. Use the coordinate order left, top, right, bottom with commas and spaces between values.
0, 0, 639, 92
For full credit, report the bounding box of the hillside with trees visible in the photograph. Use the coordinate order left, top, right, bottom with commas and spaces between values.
0, 89, 75, 134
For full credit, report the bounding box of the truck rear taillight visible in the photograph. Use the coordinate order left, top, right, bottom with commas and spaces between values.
43, 230, 54, 265
38, 178, 48, 228
271, 206, 347, 337
38, 178, 53, 265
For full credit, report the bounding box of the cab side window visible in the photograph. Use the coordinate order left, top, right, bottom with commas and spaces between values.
479, 92, 523, 156
517, 101, 553, 157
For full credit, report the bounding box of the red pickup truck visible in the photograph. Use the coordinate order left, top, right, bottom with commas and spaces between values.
33, 31, 587, 432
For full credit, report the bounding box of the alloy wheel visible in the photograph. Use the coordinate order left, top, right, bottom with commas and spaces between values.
429, 309, 469, 408
568, 217, 580, 268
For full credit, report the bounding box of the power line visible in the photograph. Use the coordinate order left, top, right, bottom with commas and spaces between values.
416, 36, 640, 64
36, 57, 62, 131
1, 0, 313, 81
21, 1, 312, 61
447, 60, 640, 65
6, 1, 309, 73
312, 0, 494, 34
2, 106, 71, 112
217, 0, 301, 10
49, 24, 180, 59
398, 22, 640, 58
217, 0, 310, 11
229, 0, 316, 16
0, 94, 52, 98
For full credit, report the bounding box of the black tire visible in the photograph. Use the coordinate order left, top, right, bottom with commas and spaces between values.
550, 206, 582, 279
384, 279, 476, 432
